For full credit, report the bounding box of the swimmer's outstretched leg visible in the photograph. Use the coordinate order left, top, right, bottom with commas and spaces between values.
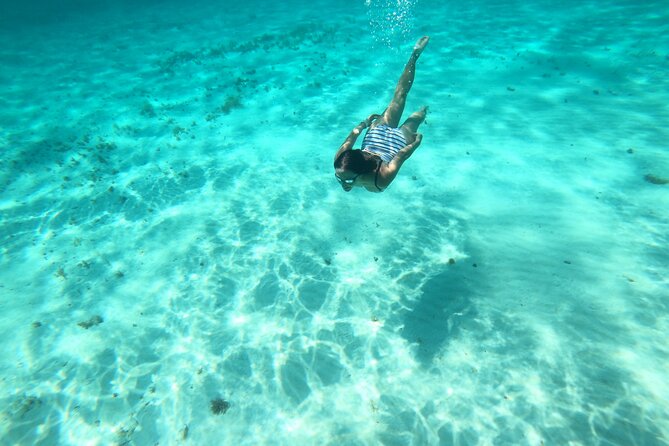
381, 36, 430, 128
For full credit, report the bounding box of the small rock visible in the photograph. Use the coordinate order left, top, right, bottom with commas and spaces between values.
644, 174, 669, 185
78, 315, 104, 329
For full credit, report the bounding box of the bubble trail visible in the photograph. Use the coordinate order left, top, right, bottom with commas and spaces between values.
366, 0, 417, 49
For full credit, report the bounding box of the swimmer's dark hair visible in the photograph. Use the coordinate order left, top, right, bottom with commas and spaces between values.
333, 150, 377, 174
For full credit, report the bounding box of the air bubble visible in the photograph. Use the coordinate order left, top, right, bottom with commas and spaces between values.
365, 0, 416, 50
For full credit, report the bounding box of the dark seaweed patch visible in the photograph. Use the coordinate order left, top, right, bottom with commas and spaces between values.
210, 398, 230, 415
644, 174, 669, 185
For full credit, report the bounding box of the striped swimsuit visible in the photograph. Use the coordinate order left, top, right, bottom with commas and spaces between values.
361, 124, 407, 163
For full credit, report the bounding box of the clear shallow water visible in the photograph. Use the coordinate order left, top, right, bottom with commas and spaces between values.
1, 0, 668, 444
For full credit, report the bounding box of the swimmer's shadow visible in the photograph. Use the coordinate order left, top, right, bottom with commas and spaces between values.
401, 265, 478, 365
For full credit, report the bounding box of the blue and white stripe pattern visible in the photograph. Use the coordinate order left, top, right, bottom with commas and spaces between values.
361, 124, 407, 163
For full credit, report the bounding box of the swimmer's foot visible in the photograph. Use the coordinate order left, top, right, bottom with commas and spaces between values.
420, 105, 429, 124
413, 36, 430, 57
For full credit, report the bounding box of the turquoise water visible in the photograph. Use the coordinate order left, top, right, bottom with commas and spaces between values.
1, 0, 668, 444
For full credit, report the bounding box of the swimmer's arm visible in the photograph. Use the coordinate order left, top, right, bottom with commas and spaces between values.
334, 122, 365, 160
381, 134, 423, 185
333, 114, 382, 161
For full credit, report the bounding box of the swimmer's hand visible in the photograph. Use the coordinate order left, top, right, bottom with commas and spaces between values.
364, 113, 382, 126
352, 114, 382, 136
413, 133, 423, 148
